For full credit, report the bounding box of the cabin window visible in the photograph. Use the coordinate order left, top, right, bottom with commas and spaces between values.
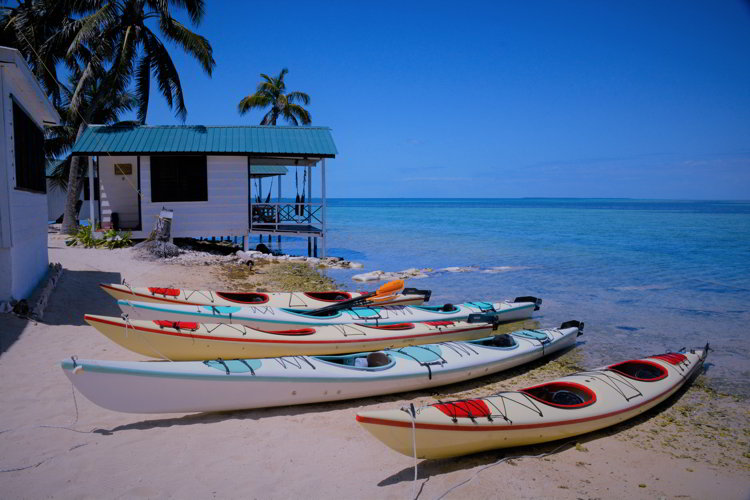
13, 101, 46, 193
150, 155, 207, 202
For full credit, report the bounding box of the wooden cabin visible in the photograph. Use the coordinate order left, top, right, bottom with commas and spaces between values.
70, 124, 337, 256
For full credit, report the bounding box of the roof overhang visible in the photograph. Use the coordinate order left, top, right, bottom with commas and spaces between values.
0, 46, 60, 126
71, 124, 337, 161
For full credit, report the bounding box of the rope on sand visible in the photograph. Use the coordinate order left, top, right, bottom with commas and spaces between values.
429, 441, 575, 500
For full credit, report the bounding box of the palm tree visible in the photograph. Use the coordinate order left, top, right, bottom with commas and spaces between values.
66, 0, 214, 124
2, 1, 215, 233
58, 0, 214, 234
46, 71, 138, 193
238, 68, 311, 125
0, 0, 79, 106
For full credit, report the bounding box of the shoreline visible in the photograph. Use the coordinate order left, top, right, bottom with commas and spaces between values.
0, 236, 747, 498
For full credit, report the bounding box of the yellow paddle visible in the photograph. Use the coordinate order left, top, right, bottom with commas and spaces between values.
307, 279, 404, 316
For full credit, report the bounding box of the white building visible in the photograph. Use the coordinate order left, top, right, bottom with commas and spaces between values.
0, 47, 60, 302
70, 124, 337, 256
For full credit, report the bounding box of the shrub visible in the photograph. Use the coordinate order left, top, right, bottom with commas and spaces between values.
65, 225, 133, 249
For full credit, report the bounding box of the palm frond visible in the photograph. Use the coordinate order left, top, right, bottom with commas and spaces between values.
286, 91, 310, 105
238, 94, 271, 115
158, 16, 214, 74
261, 109, 278, 126
281, 109, 299, 126
285, 103, 311, 125
146, 0, 205, 25
135, 54, 152, 123
65, 3, 117, 59
144, 31, 187, 121
46, 157, 72, 192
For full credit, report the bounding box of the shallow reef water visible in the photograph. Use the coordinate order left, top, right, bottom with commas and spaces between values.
305, 198, 750, 397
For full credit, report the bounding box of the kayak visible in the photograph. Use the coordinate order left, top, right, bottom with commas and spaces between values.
61, 321, 583, 413
115, 296, 543, 331
356, 345, 709, 459
100, 283, 432, 308
84, 312, 522, 360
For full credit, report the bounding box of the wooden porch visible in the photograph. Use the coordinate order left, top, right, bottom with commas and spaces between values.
248, 159, 328, 257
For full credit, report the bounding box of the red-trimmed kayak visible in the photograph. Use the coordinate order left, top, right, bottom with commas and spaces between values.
100, 283, 431, 308
84, 313, 508, 360
356, 346, 709, 458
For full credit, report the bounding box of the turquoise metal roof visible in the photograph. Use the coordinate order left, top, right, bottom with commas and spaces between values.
250, 165, 288, 177
71, 125, 337, 157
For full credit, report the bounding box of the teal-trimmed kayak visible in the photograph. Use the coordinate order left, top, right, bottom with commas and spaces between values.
62, 321, 581, 414
116, 296, 542, 331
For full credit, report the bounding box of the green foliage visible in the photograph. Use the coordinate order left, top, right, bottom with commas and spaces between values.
65, 225, 132, 250
238, 68, 312, 126
3, 1, 215, 233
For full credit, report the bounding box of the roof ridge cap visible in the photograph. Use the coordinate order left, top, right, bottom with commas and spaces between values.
86, 124, 331, 130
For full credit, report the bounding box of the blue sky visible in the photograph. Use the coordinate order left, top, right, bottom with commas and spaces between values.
140, 1, 750, 199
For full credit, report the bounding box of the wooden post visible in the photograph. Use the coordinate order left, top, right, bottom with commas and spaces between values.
307, 164, 312, 223
251, 156, 253, 251
321, 158, 327, 258
88, 157, 96, 229
277, 173, 282, 242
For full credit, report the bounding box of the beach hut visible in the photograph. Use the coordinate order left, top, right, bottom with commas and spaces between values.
69, 124, 336, 256
0, 47, 61, 302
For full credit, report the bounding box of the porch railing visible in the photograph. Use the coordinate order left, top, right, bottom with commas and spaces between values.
250, 202, 323, 231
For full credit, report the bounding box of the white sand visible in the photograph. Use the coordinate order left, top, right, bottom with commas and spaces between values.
0, 236, 748, 499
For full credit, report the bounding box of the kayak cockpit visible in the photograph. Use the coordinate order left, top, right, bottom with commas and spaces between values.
203, 358, 262, 374
608, 360, 668, 381
215, 292, 270, 304
303, 291, 352, 302
469, 335, 518, 349
521, 381, 596, 408
413, 304, 459, 313
314, 351, 395, 371
281, 308, 343, 318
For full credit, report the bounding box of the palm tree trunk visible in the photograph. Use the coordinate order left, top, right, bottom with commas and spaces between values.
60, 123, 88, 235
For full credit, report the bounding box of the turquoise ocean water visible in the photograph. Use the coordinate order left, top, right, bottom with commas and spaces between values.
290, 199, 750, 397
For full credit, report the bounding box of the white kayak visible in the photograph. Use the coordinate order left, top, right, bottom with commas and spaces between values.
84, 313, 518, 360
100, 283, 431, 308
61, 321, 583, 413
115, 296, 542, 331
356, 345, 709, 459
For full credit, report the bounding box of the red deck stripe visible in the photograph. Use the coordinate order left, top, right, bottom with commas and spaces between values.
100, 284, 206, 306
84, 315, 491, 345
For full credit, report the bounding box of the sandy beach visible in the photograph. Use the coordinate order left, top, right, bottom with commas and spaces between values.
1, 235, 748, 500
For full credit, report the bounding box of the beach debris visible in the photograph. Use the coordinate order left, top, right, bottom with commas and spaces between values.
134, 239, 181, 258
352, 265, 525, 282
353, 269, 431, 282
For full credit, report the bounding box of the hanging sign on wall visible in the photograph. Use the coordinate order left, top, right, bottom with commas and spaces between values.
114, 163, 132, 175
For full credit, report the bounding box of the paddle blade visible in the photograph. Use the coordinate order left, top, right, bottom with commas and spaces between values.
376, 280, 404, 297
